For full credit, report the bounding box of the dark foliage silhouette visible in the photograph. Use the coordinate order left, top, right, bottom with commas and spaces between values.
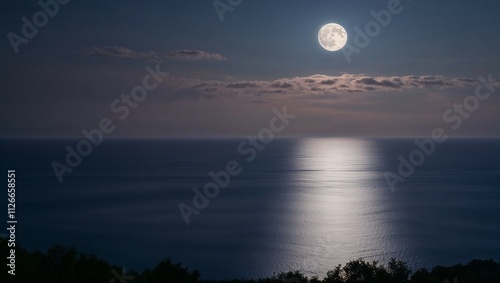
2, 239, 499, 283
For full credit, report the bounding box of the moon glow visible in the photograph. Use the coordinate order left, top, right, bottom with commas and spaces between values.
318, 23, 348, 51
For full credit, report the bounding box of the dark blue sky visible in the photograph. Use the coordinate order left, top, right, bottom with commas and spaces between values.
1, 0, 500, 137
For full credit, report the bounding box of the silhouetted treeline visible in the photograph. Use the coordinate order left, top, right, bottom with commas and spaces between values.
1, 238, 500, 283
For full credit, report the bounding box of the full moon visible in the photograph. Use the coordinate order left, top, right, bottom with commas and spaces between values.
318, 23, 348, 51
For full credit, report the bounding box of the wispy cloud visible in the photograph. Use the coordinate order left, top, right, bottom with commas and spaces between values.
166, 50, 226, 61
78, 46, 163, 62
78, 47, 226, 62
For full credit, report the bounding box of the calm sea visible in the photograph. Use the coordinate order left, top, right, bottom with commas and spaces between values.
1, 138, 499, 280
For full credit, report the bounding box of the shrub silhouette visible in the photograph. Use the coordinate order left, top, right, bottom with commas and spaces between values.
387, 258, 411, 283
271, 270, 310, 283
136, 258, 200, 283
0, 240, 119, 283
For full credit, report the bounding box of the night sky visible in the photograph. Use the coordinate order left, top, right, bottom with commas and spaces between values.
1, 0, 500, 137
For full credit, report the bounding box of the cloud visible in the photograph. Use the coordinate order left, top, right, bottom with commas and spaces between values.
226, 82, 258, 89
78, 47, 226, 62
355, 77, 400, 88
320, 79, 338, 85
78, 46, 163, 62
166, 50, 226, 61
160, 73, 484, 102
